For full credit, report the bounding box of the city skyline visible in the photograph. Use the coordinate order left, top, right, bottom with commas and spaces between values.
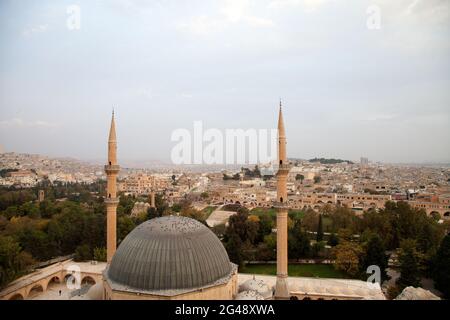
1, 0, 449, 163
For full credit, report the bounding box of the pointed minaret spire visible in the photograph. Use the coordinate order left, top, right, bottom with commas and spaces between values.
108, 110, 117, 166
277, 103, 287, 165
109, 109, 117, 142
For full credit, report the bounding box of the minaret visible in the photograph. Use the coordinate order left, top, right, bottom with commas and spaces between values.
150, 178, 156, 208
105, 111, 120, 263
274, 101, 290, 299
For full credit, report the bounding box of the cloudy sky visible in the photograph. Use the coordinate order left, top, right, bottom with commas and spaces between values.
0, 0, 449, 164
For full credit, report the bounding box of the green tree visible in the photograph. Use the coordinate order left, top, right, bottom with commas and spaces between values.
361, 234, 389, 282
432, 234, 450, 298
200, 192, 209, 200
256, 214, 273, 242
93, 247, 107, 262
316, 214, 324, 242
333, 241, 363, 277
0, 236, 35, 287
397, 239, 421, 290
327, 233, 339, 247
117, 215, 136, 244
301, 209, 318, 232
225, 233, 243, 266
288, 219, 310, 259
75, 244, 92, 261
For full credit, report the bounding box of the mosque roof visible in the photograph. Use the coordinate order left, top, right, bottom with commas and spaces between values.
106, 215, 235, 293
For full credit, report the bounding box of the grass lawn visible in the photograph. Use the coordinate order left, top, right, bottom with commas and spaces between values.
250, 208, 305, 219
240, 264, 350, 279
201, 206, 217, 218
250, 207, 278, 217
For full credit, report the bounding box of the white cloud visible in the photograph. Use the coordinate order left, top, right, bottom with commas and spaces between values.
373, 0, 450, 51
180, 93, 194, 98
178, 15, 228, 35
177, 0, 274, 36
22, 24, 48, 37
363, 114, 398, 122
244, 16, 275, 27
0, 118, 58, 128
268, 0, 331, 12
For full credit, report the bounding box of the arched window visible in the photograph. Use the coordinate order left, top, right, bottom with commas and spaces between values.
280, 197, 283, 203
280, 160, 283, 165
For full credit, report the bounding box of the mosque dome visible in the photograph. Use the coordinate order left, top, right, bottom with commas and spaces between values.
236, 290, 265, 300
238, 277, 272, 299
107, 215, 234, 291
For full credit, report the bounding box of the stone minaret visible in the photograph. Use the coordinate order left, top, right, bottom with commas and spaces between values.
274, 102, 290, 299
150, 178, 156, 208
105, 111, 120, 263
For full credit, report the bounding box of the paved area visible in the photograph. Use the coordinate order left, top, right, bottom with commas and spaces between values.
206, 209, 236, 227
238, 273, 386, 300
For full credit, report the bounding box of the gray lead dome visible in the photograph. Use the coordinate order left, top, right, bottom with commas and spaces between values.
107, 215, 233, 291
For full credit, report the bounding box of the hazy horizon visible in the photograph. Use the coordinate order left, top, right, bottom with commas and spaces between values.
1, 0, 449, 164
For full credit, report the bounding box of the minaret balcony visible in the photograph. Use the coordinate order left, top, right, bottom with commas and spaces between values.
276, 163, 291, 174
273, 201, 290, 209
104, 164, 120, 174
105, 198, 119, 205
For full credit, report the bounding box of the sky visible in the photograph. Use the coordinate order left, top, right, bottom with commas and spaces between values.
0, 0, 449, 164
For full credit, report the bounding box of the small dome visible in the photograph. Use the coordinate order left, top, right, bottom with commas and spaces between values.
236, 290, 265, 300
239, 277, 272, 299
107, 216, 233, 291
87, 283, 103, 300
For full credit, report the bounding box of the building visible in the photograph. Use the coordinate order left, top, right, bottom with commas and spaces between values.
102, 112, 238, 300
103, 216, 238, 300
360, 157, 369, 167
0, 107, 388, 301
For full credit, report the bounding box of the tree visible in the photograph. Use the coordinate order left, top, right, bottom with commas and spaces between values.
93, 247, 107, 262
397, 239, 421, 290
256, 214, 273, 242
316, 214, 324, 242
333, 241, 363, 277
226, 210, 258, 245
313, 176, 322, 184
330, 206, 357, 233
0, 236, 34, 288
432, 234, 450, 298
288, 219, 310, 259
225, 233, 243, 266
327, 233, 339, 247
361, 234, 389, 282
295, 174, 305, 183
117, 215, 135, 244
200, 192, 209, 200
302, 209, 318, 232
75, 244, 92, 261
147, 207, 158, 220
